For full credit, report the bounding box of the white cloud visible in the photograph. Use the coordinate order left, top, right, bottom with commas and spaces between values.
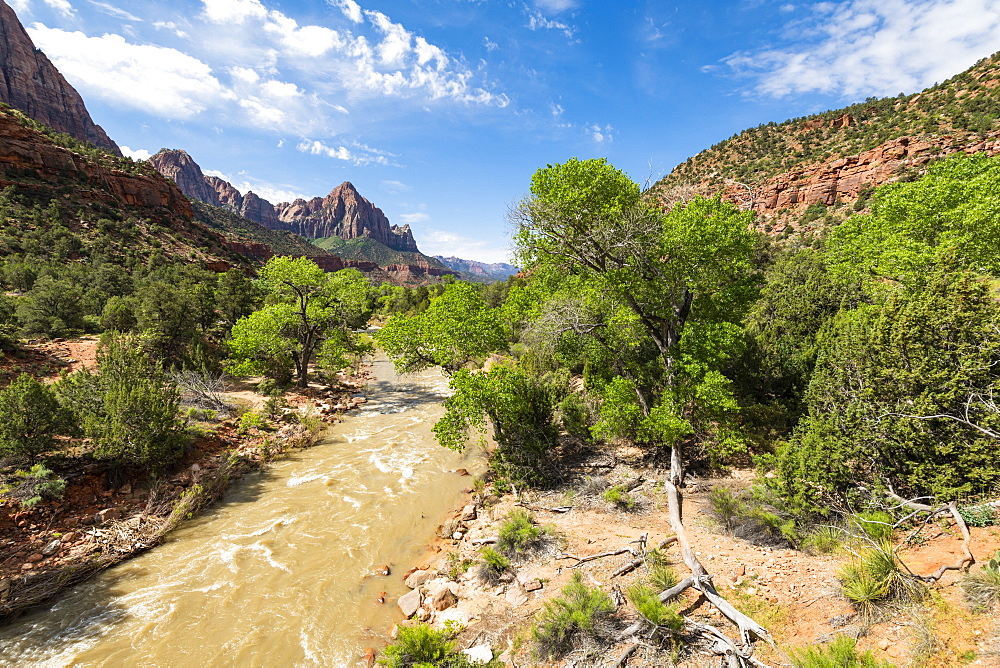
398, 212, 429, 223
201, 0, 266, 24
586, 123, 614, 143
27, 25, 234, 118
526, 10, 575, 38
419, 229, 512, 264
335, 0, 363, 24
44, 0, 74, 17
534, 0, 577, 13
88, 1, 138, 21
382, 179, 410, 193
204, 169, 308, 204
483, 36, 498, 52
119, 145, 151, 160
8, 0, 30, 14
725, 0, 1000, 99
296, 139, 391, 166
153, 20, 188, 38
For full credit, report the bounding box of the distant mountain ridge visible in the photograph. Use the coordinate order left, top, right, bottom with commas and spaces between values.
434, 256, 519, 282
0, 0, 119, 155
148, 149, 418, 253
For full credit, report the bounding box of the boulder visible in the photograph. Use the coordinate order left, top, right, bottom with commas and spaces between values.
462, 645, 494, 665
460, 505, 477, 522
404, 569, 431, 589
416, 607, 431, 621
504, 585, 529, 607
431, 587, 457, 611
397, 589, 421, 617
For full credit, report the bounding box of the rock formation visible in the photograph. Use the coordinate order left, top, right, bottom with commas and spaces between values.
148, 149, 419, 253
0, 0, 120, 155
274, 182, 419, 252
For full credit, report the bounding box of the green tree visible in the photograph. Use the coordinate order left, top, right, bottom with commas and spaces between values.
56, 334, 185, 472
0, 374, 70, 460
227, 258, 370, 387
17, 274, 85, 337
773, 260, 1000, 512
375, 282, 505, 375
512, 158, 759, 475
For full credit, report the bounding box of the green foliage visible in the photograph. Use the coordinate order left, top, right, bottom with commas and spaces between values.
237, 411, 267, 434
801, 526, 846, 556
16, 274, 85, 337
375, 282, 505, 375
377, 623, 490, 668
625, 582, 684, 631
708, 488, 798, 547
531, 571, 616, 660
0, 463, 66, 508
434, 361, 558, 485
56, 334, 185, 472
0, 374, 70, 460
601, 484, 637, 511
644, 549, 680, 594
958, 504, 999, 528
850, 512, 895, 543
227, 258, 370, 387
838, 546, 924, 619
960, 550, 1000, 612
496, 508, 547, 559
0, 293, 18, 349
773, 260, 1000, 511
828, 153, 1000, 286
789, 635, 893, 667
477, 546, 511, 585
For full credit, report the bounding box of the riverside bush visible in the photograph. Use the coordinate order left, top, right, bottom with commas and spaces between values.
532, 572, 616, 660
477, 546, 511, 585
0, 373, 70, 460
790, 635, 892, 667
0, 463, 66, 508
496, 508, 546, 558
378, 623, 497, 667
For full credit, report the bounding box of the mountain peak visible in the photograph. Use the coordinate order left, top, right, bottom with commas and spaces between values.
0, 0, 120, 155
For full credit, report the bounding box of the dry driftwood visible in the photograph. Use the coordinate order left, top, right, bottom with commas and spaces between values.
888, 489, 975, 580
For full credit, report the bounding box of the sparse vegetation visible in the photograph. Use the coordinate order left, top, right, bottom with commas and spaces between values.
601, 484, 637, 511
531, 572, 616, 660
789, 635, 893, 667
960, 550, 1000, 612
378, 623, 496, 667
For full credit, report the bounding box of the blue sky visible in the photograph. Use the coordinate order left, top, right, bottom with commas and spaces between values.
10, 0, 1000, 262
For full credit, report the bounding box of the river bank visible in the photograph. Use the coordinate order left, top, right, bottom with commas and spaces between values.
0, 336, 372, 625
381, 446, 1000, 666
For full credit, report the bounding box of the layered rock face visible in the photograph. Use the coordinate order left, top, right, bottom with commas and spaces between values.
0, 0, 120, 155
148, 149, 419, 252
0, 111, 191, 215
274, 182, 419, 252
691, 131, 1000, 227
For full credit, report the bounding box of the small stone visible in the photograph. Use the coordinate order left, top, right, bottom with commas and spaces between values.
41, 539, 61, 556
398, 588, 421, 617
26, 553, 44, 563
452, 531, 464, 541
878, 639, 891, 651
415, 607, 431, 622
462, 645, 493, 664
524, 580, 542, 592
21, 563, 32, 571
62, 532, 75, 543
190, 464, 201, 472
460, 504, 477, 521
373, 564, 391, 576
118, 483, 132, 495
505, 586, 529, 607
431, 587, 457, 611
404, 570, 431, 589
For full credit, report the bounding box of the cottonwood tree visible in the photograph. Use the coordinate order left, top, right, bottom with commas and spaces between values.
511, 158, 770, 657
374, 281, 505, 375
227, 258, 370, 387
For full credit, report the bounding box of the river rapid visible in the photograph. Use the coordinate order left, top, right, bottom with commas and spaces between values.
0, 357, 482, 667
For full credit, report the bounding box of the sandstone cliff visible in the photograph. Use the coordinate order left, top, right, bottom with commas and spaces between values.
0, 0, 120, 155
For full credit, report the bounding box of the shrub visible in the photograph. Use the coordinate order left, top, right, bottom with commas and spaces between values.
532, 572, 616, 660
958, 504, 998, 528
789, 635, 892, 667
237, 411, 267, 435
850, 511, 894, 544
602, 485, 637, 511
960, 550, 1000, 612
443, 552, 476, 580
378, 623, 491, 667
802, 525, 845, 555
645, 549, 680, 593
0, 463, 67, 508
626, 582, 683, 632
496, 508, 546, 559
0, 374, 71, 460
709, 488, 797, 547
477, 546, 511, 585
839, 546, 924, 620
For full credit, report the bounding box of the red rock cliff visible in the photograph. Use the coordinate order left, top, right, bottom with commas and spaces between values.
0, 0, 120, 155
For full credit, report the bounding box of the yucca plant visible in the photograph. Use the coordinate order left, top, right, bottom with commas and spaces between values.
960, 550, 1000, 612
